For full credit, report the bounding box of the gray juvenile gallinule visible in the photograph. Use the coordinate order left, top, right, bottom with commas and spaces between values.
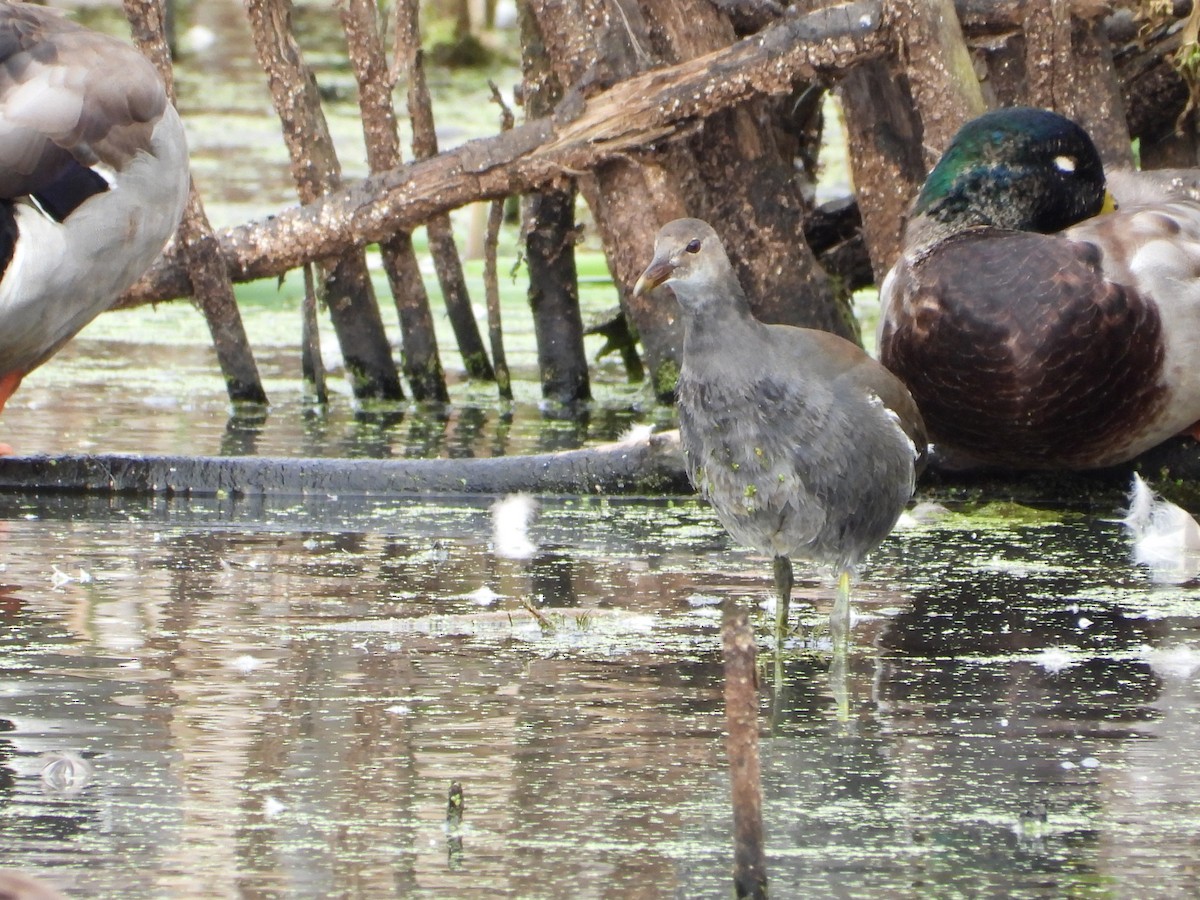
636, 218, 927, 645
0, 2, 189, 446
879, 106, 1200, 470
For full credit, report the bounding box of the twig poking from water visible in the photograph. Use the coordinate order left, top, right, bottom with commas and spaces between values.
485, 81, 516, 400
518, 594, 555, 633
301, 263, 328, 404
722, 601, 768, 898
447, 780, 465, 870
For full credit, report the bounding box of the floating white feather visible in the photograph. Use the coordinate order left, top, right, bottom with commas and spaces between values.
491, 493, 539, 560
1121, 473, 1200, 583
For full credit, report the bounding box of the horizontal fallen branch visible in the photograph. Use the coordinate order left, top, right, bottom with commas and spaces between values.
0, 431, 691, 497
1, 430, 1198, 508
118, 1, 888, 306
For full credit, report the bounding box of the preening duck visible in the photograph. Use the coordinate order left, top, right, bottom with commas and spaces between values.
0, 2, 189, 444
879, 106, 1200, 471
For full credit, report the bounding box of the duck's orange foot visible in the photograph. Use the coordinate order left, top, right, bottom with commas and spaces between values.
1183, 422, 1200, 442
0, 443, 13, 457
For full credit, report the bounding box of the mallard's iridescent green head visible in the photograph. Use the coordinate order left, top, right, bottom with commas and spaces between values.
913, 107, 1107, 235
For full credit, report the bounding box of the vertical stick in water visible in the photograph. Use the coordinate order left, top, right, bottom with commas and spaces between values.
447, 780, 465, 870
301, 264, 328, 405
723, 601, 768, 898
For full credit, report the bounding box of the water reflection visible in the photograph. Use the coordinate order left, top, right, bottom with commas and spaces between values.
1, 497, 1200, 896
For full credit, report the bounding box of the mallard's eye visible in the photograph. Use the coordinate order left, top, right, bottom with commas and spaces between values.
685, 239, 702, 254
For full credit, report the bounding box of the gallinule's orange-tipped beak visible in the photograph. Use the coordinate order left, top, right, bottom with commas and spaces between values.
633, 257, 674, 297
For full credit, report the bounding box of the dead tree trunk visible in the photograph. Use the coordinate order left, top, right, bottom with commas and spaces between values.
119, 1, 1190, 314
525, 0, 689, 398
970, 2, 1133, 169
123, 0, 268, 405
519, 0, 591, 407
647, 0, 851, 341
840, 0, 984, 280
339, 0, 450, 402
396, 0, 496, 382
847, 0, 1135, 277
246, 0, 404, 401
527, 0, 851, 397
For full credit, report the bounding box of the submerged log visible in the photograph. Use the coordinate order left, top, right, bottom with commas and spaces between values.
3, 432, 1200, 506
0, 433, 691, 497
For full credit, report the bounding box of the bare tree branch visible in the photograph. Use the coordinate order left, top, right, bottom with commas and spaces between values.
119, 0, 888, 307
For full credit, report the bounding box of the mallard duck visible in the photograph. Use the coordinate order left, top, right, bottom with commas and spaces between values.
636, 218, 926, 645
879, 106, 1200, 471
0, 3, 189, 446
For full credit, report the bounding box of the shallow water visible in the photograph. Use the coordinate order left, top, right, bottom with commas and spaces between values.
3, 487, 1200, 898
5, 4, 1200, 897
